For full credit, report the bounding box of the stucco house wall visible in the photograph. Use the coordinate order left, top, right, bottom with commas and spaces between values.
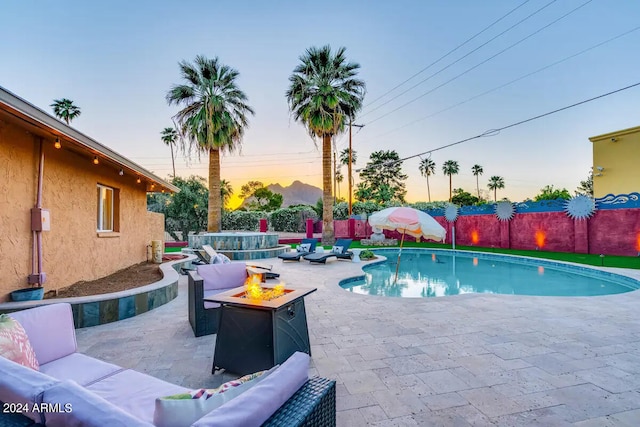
590, 125, 640, 198
0, 119, 165, 302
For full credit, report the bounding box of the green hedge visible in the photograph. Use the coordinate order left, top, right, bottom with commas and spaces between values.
270, 206, 318, 232
222, 211, 266, 231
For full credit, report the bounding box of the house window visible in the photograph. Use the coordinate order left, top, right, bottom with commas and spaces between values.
97, 184, 119, 232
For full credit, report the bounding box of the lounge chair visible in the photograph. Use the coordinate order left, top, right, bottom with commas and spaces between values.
278, 238, 319, 262
303, 239, 353, 264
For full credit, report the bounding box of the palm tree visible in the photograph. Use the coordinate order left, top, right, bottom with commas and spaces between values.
286, 45, 365, 244
166, 55, 254, 232
50, 98, 81, 125
418, 158, 436, 202
487, 176, 505, 201
339, 148, 357, 166
471, 164, 483, 199
442, 160, 459, 202
335, 169, 344, 199
161, 127, 178, 178
221, 179, 233, 209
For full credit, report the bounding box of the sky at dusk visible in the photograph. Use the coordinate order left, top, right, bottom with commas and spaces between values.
2, 0, 639, 207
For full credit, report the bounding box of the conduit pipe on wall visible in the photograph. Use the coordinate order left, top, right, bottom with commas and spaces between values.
29, 137, 46, 285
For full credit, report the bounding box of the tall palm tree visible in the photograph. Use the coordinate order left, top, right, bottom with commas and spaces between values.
286, 45, 365, 244
487, 176, 505, 201
339, 148, 357, 166
166, 55, 254, 232
220, 179, 233, 209
471, 164, 483, 199
50, 98, 81, 125
335, 169, 344, 199
442, 160, 459, 202
161, 127, 178, 178
418, 158, 436, 202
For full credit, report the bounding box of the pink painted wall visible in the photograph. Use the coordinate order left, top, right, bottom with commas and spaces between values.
338, 208, 640, 257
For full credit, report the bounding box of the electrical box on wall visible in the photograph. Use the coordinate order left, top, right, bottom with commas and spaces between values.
31, 208, 50, 231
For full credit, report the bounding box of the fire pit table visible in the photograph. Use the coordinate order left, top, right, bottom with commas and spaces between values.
205, 283, 317, 376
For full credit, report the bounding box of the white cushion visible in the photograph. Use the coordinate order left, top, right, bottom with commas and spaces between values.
153, 365, 277, 427
40, 353, 122, 386
42, 380, 152, 427
87, 369, 188, 423
0, 355, 59, 423
296, 243, 311, 253
192, 352, 310, 427
331, 245, 343, 254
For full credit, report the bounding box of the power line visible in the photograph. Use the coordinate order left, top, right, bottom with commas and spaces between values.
360, 24, 640, 144
365, 0, 593, 126
363, 0, 533, 111
382, 81, 640, 166
361, 0, 560, 118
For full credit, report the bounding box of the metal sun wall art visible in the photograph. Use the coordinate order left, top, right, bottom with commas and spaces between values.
495, 201, 515, 221
565, 195, 596, 220
444, 204, 459, 222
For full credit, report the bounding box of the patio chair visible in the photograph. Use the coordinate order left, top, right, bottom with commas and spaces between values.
188, 263, 250, 337
303, 239, 353, 264
278, 238, 319, 262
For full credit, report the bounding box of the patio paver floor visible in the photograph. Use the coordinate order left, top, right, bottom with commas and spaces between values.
76, 256, 640, 426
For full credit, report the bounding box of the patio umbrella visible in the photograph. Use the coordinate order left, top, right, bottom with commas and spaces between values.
368, 207, 446, 283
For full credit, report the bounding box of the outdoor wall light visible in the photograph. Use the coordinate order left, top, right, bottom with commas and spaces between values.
119, 169, 124, 176
596, 166, 605, 172
93, 156, 99, 165
136, 177, 141, 184
54, 137, 61, 149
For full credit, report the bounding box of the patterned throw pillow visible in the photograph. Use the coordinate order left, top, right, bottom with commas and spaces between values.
296, 243, 311, 253
331, 245, 344, 254
0, 314, 39, 371
154, 366, 277, 427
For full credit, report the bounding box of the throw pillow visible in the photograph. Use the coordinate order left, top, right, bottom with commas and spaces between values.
0, 314, 39, 371
331, 245, 344, 254
154, 365, 278, 427
297, 243, 311, 253
212, 254, 231, 264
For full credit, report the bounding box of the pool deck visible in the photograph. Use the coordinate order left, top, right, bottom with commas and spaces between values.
76, 255, 640, 426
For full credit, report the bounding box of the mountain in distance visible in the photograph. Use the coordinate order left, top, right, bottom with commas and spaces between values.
267, 181, 322, 207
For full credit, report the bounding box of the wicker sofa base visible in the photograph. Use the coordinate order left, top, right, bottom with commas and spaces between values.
0, 377, 336, 427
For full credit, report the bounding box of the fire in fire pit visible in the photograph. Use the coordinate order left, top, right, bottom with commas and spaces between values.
244, 274, 285, 301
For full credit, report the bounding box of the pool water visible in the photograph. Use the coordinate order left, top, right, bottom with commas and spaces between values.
340, 249, 639, 298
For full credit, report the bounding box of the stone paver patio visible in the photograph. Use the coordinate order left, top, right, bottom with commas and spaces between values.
76, 254, 640, 426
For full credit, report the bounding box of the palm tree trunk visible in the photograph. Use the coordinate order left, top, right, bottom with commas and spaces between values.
449, 175, 452, 202
170, 144, 176, 178
208, 148, 221, 232
427, 175, 431, 202
476, 176, 480, 199
494, 189, 497, 202
322, 134, 334, 245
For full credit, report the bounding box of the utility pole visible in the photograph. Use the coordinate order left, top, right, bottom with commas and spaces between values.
348, 121, 364, 217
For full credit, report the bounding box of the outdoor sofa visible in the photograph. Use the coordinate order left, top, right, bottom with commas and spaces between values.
0, 303, 336, 427
303, 239, 354, 264
188, 263, 261, 337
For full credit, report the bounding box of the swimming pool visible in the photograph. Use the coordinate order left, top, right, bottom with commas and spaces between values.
340, 249, 640, 298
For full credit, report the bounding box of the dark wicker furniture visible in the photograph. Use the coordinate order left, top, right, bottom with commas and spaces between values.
0, 376, 336, 427
187, 269, 223, 337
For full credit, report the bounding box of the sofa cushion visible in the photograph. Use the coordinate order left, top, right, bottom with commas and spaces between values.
42, 380, 152, 427
0, 314, 39, 370
154, 366, 276, 427
87, 369, 188, 423
0, 355, 59, 423
40, 352, 123, 386
9, 303, 77, 365
192, 352, 310, 427
197, 263, 247, 291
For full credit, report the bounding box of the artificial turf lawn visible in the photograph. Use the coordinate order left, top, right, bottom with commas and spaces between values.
164, 246, 183, 253
294, 240, 640, 270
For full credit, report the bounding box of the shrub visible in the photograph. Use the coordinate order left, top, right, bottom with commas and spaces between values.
222, 211, 265, 231
360, 249, 375, 260
270, 206, 318, 232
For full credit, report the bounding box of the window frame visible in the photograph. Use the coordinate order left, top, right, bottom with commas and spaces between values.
97, 184, 115, 232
